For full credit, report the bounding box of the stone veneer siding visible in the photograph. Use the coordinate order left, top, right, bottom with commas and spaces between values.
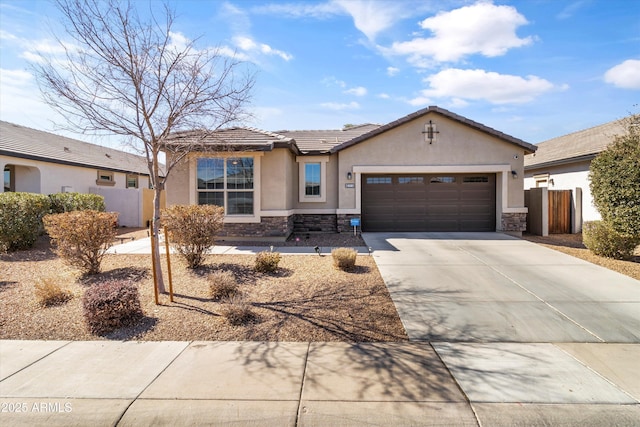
501, 212, 527, 232
337, 214, 362, 234
293, 214, 337, 233
218, 216, 293, 238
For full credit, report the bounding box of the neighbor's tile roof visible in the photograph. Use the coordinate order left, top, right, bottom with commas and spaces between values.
277, 124, 381, 154
524, 119, 626, 169
0, 121, 153, 175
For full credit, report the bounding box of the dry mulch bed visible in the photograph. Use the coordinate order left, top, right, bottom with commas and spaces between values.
0, 235, 408, 342
520, 233, 640, 281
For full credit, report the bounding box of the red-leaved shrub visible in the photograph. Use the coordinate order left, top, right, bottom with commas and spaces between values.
82, 280, 143, 335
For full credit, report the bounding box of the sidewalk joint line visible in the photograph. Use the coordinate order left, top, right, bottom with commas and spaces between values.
294, 342, 311, 427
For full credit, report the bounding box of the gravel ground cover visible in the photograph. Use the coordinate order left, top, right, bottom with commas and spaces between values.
520, 233, 640, 281
0, 233, 407, 342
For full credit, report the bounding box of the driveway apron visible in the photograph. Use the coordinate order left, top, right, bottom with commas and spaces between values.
362, 232, 640, 343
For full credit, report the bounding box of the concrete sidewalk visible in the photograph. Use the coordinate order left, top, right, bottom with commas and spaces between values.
106, 237, 370, 255
2, 340, 638, 426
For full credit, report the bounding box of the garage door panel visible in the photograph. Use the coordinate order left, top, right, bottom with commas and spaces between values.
362, 173, 496, 232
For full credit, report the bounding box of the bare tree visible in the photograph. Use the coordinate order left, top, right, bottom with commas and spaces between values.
34, 0, 254, 292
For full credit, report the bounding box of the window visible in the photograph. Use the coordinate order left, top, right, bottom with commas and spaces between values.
534, 173, 549, 188
399, 177, 424, 184
197, 157, 254, 215
297, 156, 328, 202
366, 177, 392, 185
126, 174, 138, 188
305, 163, 321, 196
3, 165, 13, 192
96, 170, 115, 186
430, 176, 456, 183
463, 176, 489, 183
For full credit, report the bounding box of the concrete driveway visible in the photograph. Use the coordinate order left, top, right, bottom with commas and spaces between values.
363, 232, 640, 343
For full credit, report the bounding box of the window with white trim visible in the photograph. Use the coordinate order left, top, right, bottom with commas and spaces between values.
297, 156, 328, 203
197, 157, 254, 215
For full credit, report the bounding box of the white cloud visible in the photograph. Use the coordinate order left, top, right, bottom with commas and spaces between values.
387, 66, 400, 76
320, 101, 360, 110
332, 0, 410, 41
604, 59, 640, 90
168, 31, 191, 52
0, 68, 32, 86
418, 68, 556, 104
386, 2, 533, 65
344, 86, 367, 96
251, 2, 339, 19
233, 36, 293, 61
377, 93, 390, 99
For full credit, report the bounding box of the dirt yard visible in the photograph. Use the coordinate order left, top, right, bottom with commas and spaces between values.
0, 234, 408, 342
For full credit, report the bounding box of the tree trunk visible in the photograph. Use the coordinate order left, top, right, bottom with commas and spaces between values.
152, 187, 166, 293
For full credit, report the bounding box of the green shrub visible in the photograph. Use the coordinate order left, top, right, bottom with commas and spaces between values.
332, 247, 358, 271
49, 192, 105, 214
0, 192, 51, 251
161, 204, 224, 269
254, 251, 281, 273
208, 270, 238, 300
34, 276, 73, 307
583, 221, 640, 260
44, 210, 118, 274
220, 295, 257, 325
82, 280, 143, 335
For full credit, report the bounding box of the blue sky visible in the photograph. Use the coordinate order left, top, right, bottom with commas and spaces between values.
1, 0, 638, 147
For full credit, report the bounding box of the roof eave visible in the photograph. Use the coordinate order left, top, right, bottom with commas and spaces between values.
524, 153, 598, 170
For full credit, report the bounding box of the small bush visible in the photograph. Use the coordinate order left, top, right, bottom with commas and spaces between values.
34, 277, 73, 307
332, 247, 358, 271
44, 210, 118, 274
220, 295, 257, 326
254, 251, 281, 273
583, 221, 640, 260
209, 270, 239, 301
82, 280, 143, 335
49, 192, 105, 214
0, 192, 51, 251
162, 204, 224, 269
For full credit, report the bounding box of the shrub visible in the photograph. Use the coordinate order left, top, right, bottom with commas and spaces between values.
0, 192, 51, 251
254, 251, 281, 273
49, 192, 105, 214
332, 247, 358, 271
161, 204, 224, 269
589, 114, 640, 237
43, 210, 118, 274
82, 280, 143, 335
220, 295, 257, 326
34, 276, 73, 307
209, 270, 239, 301
583, 221, 640, 260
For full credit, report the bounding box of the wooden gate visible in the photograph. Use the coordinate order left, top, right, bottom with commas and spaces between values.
548, 190, 571, 234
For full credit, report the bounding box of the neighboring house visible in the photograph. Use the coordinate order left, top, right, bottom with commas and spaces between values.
165, 106, 536, 239
0, 121, 165, 227
524, 119, 625, 231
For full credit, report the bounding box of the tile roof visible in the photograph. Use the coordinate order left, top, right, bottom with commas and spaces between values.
277, 124, 381, 154
165, 127, 298, 154
0, 121, 154, 175
524, 119, 626, 169
330, 106, 537, 154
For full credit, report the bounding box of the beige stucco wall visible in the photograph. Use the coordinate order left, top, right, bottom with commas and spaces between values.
164, 153, 190, 206
335, 112, 529, 229
261, 149, 294, 211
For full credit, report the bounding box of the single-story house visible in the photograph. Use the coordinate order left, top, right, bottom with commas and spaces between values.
165, 106, 536, 239
0, 121, 165, 227
524, 118, 625, 232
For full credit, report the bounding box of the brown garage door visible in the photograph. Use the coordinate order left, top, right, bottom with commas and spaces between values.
361, 174, 496, 232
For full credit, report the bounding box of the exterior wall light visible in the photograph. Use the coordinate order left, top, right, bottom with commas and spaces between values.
511, 170, 518, 179
423, 120, 439, 144
347, 171, 353, 180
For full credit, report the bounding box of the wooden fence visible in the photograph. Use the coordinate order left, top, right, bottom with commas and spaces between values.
548, 190, 572, 234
